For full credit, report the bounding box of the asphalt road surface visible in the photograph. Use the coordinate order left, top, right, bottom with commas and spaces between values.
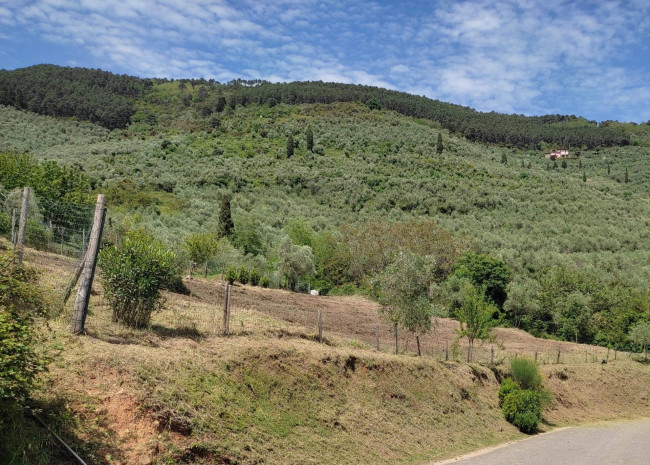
433, 419, 650, 465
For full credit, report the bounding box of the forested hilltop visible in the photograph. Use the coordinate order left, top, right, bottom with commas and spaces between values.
0, 64, 648, 349
0, 65, 638, 148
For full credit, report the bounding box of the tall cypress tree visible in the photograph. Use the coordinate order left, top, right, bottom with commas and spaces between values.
436, 132, 443, 154
625, 167, 629, 183
287, 134, 294, 158
306, 127, 314, 152
218, 195, 234, 239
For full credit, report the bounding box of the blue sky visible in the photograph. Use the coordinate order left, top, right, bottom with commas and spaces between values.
1, 0, 649, 122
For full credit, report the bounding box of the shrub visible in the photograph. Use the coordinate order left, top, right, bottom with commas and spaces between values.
249, 268, 261, 286
25, 220, 52, 251
510, 356, 542, 390
502, 389, 542, 433
238, 267, 249, 285
98, 231, 177, 328
260, 275, 270, 288
0, 251, 47, 438
225, 266, 237, 284
498, 377, 521, 407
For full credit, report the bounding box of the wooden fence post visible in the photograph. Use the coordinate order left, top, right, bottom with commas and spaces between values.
11, 208, 17, 245
375, 325, 380, 351
223, 282, 231, 336
317, 309, 323, 343
445, 340, 449, 361
394, 323, 398, 355
556, 347, 561, 364
71, 194, 106, 334
15, 187, 30, 264
490, 346, 494, 365
534, 350, 538, 363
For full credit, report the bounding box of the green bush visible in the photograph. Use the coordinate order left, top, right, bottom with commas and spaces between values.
98, 231, 177, 328
502, 389, 542, 433
510, 357, 542, 390
249, 268, 261, 286
25, 220, 52, 251
260, 275, 270, 288
225, 266, 237, 284
238, 267, 249, 285
498, 377, 521, 407
0, 251, 46, 440
0, 212, 10, 235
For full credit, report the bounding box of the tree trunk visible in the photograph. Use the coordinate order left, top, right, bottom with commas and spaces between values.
416, 335, 421, 357
467, 339, 473, 363
204, 260, 208, 278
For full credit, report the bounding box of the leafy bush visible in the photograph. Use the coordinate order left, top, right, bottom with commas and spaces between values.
498, 377, 521, 407
0, 212, 10, 235
25, 220, 52, 251
510, 357, 542, 390
238, 267, 249, 285
249, 268, 261, 286
98, 231, 178, 328
225, 266, 238, 284
259, 275, 270, 288
0, 251, 46, 436
501, 389, 542, 433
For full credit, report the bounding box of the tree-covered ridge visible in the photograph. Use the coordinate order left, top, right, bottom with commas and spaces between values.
226, 81, 631, 149
0, 64, 150, 129
0, 65, 636, 148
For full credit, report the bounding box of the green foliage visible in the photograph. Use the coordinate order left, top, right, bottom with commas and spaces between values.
225, 266, 238, 285
277, 238, 315, 291
98, 230, 178, 328
629, 321, 650, 359
501, 389, 542, 433
454, 281, 497, 362
510, 357, 542, 391
436, 132, 443, 154
249, 267, 261, 286
372, 251, 435, 340
498, 378, 521, 407
286, 134, 294, 158
259, 275, 270, 288
238, 267, 249, 285
306, 126, 314, 152
0, 251, 47, 448
186, 232, 218, 277
218, 195, 234, 239
453, 252, 512, 310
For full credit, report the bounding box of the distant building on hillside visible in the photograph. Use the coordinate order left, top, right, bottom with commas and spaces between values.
545, 149, 569, 160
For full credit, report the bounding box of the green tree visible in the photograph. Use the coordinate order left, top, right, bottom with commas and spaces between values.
218, 195, 234, 239
436, 132, 443, 154
583, 171, 587, 182
287, 134, 294, 158
98, 230, 178, 328
306, 126, 314, 152
453, 252, 512, 310
186, 232, 219, 278
372, 252, 435, 356
278, 238, 315, 291
629, 321, 650, 360
625, 167, 629, 183
455, 281, 496, 362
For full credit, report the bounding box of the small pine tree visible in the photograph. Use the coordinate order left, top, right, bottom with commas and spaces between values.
625, 167, 629, 183
306, 127, 314, 152
436, 133, 443, 154
607, 163, 610, 175
583, 171, 587, 182
287, 134, 294, 158
578, 159, 582, 169
501, 153, 507, 164
218, 195, 234, 239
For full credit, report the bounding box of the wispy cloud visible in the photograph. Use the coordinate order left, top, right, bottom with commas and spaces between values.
1, 0, 648, 121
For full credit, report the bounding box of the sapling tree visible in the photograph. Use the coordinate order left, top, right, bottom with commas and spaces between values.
372, 251, 436, 356
455, 280, 497, 362
186, 232, 219, 278
629, 321, 650, 360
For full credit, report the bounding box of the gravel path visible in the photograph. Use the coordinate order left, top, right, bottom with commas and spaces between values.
432, 419, 650, 465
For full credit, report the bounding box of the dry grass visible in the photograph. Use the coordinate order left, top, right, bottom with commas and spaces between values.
21, 247, 650, 465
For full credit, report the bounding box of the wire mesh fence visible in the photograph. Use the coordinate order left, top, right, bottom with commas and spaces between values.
0, 187, 95, 307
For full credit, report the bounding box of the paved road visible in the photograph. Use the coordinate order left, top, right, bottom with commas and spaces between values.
433, 419, 650, 465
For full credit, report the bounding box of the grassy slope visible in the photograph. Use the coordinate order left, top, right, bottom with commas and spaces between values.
25, 248, 650, 465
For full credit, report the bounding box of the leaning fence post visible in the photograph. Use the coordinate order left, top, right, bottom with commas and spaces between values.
556, 347, 561, 364
317, 309, 323, 343
71, 194, 106, 334
394, 323, 398, 355
15, 187, 30, 264
445, 340, 449, 361
490, 346, 494, 364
